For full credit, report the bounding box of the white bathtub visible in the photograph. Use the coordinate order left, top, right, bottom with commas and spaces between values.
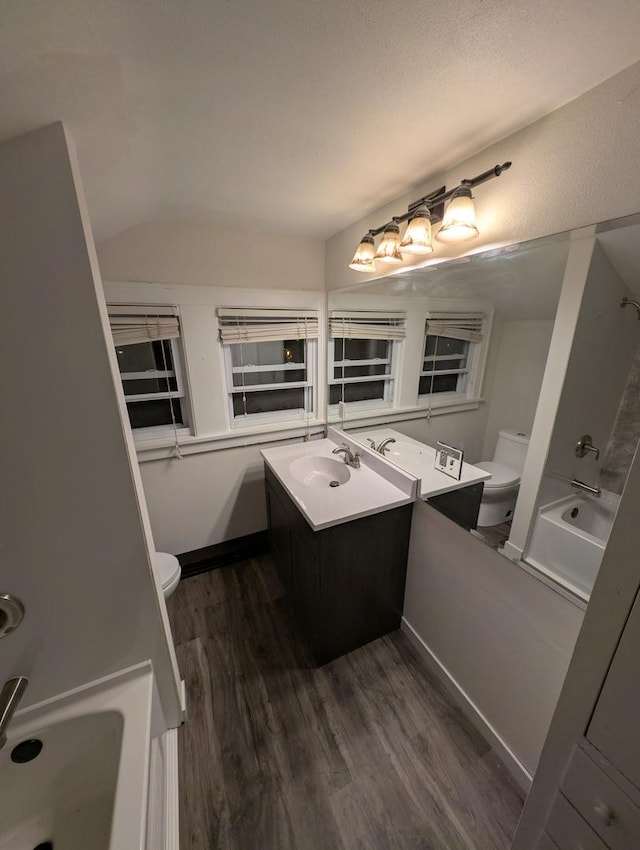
526, 491, 620, 599
0, 665, 153, 850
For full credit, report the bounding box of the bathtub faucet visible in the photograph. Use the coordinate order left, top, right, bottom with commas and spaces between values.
0, 676, 28, 749
575, 434, 600, 460
570, 478, 601, 498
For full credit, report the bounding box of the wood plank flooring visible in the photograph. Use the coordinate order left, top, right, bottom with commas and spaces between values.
471, 521, 513, 551
167, 555, 524, 850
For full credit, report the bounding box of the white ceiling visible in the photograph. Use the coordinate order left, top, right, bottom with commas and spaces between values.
2, 1, 640, 242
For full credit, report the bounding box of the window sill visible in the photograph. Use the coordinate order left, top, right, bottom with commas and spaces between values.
134, 418, 327, 461
327, 398, 483, 430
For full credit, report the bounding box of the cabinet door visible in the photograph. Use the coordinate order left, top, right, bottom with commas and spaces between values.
290, 529, 322, 657
587, 587, 640, 787
547, 790, 609, 849
265, 482, 292, 591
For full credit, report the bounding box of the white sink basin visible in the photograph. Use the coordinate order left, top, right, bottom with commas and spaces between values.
385, 440, 429, 465
261, 436, 416, 530
289, 455, 351, 488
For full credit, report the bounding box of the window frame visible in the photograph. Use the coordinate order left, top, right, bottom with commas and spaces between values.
327, 334, 400, 415
418, 334, 471, 402
111, 311, 192, 441
417, 313, 489, 408
222, 336, 318, 428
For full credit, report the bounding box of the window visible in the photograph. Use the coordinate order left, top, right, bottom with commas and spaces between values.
328, 312, 405, 412
109, 305, 189, 437
218, 309, 318, 426
419, 313, 485, 405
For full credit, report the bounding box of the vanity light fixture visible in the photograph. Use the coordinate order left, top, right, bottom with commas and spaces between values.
348, 233, 376, 272
400, 204, 433, 255
374, 222, 403, 264
435, 185, 478, 243
348, 161, 512, 272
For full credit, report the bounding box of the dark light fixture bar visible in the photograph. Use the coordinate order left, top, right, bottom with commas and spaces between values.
349, 161, 512, 272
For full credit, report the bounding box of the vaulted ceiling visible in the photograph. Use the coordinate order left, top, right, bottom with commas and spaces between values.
2, 1, 640, 242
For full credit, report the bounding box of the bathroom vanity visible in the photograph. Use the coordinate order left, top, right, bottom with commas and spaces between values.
352, 429, 492, 530
262, 437, 415, 665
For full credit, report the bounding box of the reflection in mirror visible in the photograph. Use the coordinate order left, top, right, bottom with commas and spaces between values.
327, 214, 640, 601
524, 224, 640, 600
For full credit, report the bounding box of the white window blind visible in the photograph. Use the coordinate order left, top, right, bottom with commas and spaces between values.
217, 308, 319, 343
425, 312, 484, 342
329, 311, 406, 341
109, 305, 180, 346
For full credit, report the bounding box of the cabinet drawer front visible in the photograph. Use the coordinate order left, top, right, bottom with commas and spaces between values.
561, 745, 640, 849
547, 793, 608, 850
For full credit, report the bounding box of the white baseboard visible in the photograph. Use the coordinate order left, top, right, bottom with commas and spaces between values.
502, 540, 524, 562
401, 617, 532, 794
165, 727, 180, 850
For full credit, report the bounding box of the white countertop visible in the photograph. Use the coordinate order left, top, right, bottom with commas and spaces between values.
261, 436, 416, 531
351, 428, 491, 499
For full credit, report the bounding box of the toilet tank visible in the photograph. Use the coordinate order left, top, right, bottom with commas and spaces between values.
494, 429, 529, 473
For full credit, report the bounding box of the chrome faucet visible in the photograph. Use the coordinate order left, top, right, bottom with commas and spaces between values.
0, 676, 28, 749
376, 437, 396, 456
366, 436, 396, 455
575, 434, 600, 460
571, 478, 601, 497
332, 443, 361, 469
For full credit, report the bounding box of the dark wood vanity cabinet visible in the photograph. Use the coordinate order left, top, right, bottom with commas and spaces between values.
264, 466, 413, 665
427, 481, 484, 530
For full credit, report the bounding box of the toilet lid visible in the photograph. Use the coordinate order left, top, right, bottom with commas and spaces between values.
155, 552, 181, 589
476, 461, 520, 488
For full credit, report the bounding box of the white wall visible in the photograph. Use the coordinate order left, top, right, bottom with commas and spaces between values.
542, 242, 638, 494
0, 123, 181, 722
104, 280, 325, 554
404, 501, 584, 781
98, 218, 325, 291
482, 319, 555, 459
141, 441, 286, 554
327, 61, 640, 291
505, 234, 597, 562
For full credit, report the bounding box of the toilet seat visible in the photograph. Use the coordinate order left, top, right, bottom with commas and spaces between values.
155, 552, 181, 597
476, 461, 520, 489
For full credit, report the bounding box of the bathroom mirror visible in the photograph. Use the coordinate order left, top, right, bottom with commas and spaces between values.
326, 213, 640, 599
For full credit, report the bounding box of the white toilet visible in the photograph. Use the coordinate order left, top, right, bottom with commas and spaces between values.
476, 429, 530, 527
154, 552, 182, 599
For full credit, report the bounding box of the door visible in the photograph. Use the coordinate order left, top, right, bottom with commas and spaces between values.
587, 585, 640, 787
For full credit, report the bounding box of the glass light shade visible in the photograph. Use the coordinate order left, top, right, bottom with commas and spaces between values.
375, 222, 403, 264
400, 206, 433, 254
348, 234, 377, 272
435, 188, 479, 243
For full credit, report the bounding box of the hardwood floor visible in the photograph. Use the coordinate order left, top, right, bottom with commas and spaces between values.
471, 521, 513, 551
167, 555, 524, 850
